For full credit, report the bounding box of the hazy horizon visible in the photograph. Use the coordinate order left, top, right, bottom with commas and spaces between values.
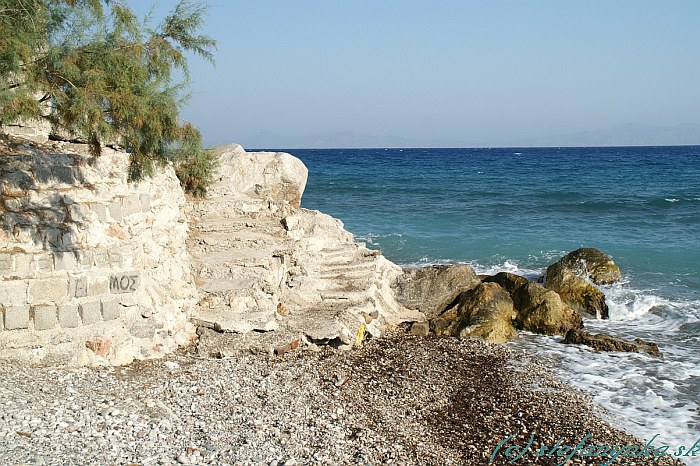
131, 1, 700, 148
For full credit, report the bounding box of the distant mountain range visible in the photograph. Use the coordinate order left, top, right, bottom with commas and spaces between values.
240, 123, 700, 149
513, 123, 700, 148
242, 131, 433, 150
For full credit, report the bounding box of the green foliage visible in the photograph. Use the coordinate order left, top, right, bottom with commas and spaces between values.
0, 0, 218, 196
171, 123, 219, 198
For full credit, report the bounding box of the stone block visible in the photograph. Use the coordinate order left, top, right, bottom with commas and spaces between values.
129, 321, 154, 338
28, 278, 68, 302
58, 304, 80, 328
70, 276, 88, 298
44, 228, 64, 250
60, 231, 75, 249
36, 254, 54, 273
60, 194, 77, 205
91, 203, 107, 221
35, 165, 52, 183
54, 251, 78, 271
101, 301, 120, 321
0, 280, 28, 306
121, 194, 142, 217
108, 251, 123, 267
77, 250, 94, 269
93, 249, 109, 267
32, 305, 57, 331
4, 198, 26, 212
4, 306, 30, 330
79, 301, 102, 325
108, 202, 123, 222
52, 166, 75, 184
0, 254, 12, 276
14, 254, 33, 276
68, 204, 91, 221
139, 194, 151, 212
119, 247, 135, 268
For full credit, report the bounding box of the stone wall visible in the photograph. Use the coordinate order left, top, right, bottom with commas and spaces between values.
0, 138, 197, 365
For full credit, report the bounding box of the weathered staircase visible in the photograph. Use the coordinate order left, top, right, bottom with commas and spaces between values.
184, 145, 421, 354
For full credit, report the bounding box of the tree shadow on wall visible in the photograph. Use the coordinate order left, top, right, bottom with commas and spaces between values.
0, 140, 91, 258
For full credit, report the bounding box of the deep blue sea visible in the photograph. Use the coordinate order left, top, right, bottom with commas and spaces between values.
283, 146, 700, 459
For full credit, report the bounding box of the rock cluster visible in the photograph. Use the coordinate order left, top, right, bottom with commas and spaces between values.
394, 249, 658, 355
485, 272, 583, 336
395, 262, 586, 343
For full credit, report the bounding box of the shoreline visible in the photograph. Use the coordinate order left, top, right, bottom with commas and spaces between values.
0, 331, 686, 466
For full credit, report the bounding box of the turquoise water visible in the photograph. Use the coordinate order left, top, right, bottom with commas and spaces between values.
287, 146, 700, 458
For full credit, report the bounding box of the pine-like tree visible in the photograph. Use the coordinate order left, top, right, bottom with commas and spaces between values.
0, 0, 218, 195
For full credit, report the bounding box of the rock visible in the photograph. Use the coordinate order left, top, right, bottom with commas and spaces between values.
85, 337, 111, 358
552, 248, 622, 285
431, 282, 517, 343
545, 248, 621, 319
482, 271, 529, 293
484, 272, 583, 336
274, 339, 300, 356
208, 143, 308, 209
409, 321, 430, 336
392, 264, 481, 317
562, 329, 661, 357
513, 282, 583, 335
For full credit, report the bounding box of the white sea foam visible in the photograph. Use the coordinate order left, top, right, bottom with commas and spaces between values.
469, 260, 545, 281
512, 332, 700, 465
665, 198, 680, 202
399, 258, 461, 268
602, 282, 700, 324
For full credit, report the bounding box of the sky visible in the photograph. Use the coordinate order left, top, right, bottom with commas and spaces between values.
131, 1, 700, 148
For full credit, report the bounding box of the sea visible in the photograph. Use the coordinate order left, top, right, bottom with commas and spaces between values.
280, 146, 700, 460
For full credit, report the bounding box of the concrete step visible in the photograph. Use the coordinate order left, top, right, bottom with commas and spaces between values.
317, 262, 377, 276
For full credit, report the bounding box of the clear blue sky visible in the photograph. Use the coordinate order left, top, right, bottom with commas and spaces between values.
133, 1, 700, 147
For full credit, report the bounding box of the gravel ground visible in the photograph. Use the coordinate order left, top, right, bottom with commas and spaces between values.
0, 332, 685, 466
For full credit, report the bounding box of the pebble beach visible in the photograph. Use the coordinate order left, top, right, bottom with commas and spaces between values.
0, 332, 685, 466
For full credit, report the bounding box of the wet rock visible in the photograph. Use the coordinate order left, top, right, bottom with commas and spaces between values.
392, 264, 480, 317
513, 282, 584, 335
409, 321, 430, 336
545, 248, 621, 319
484, 272, 583, 336
562, 329, 662, 357
482, 271, 529, 293
431, 282, 517, 343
